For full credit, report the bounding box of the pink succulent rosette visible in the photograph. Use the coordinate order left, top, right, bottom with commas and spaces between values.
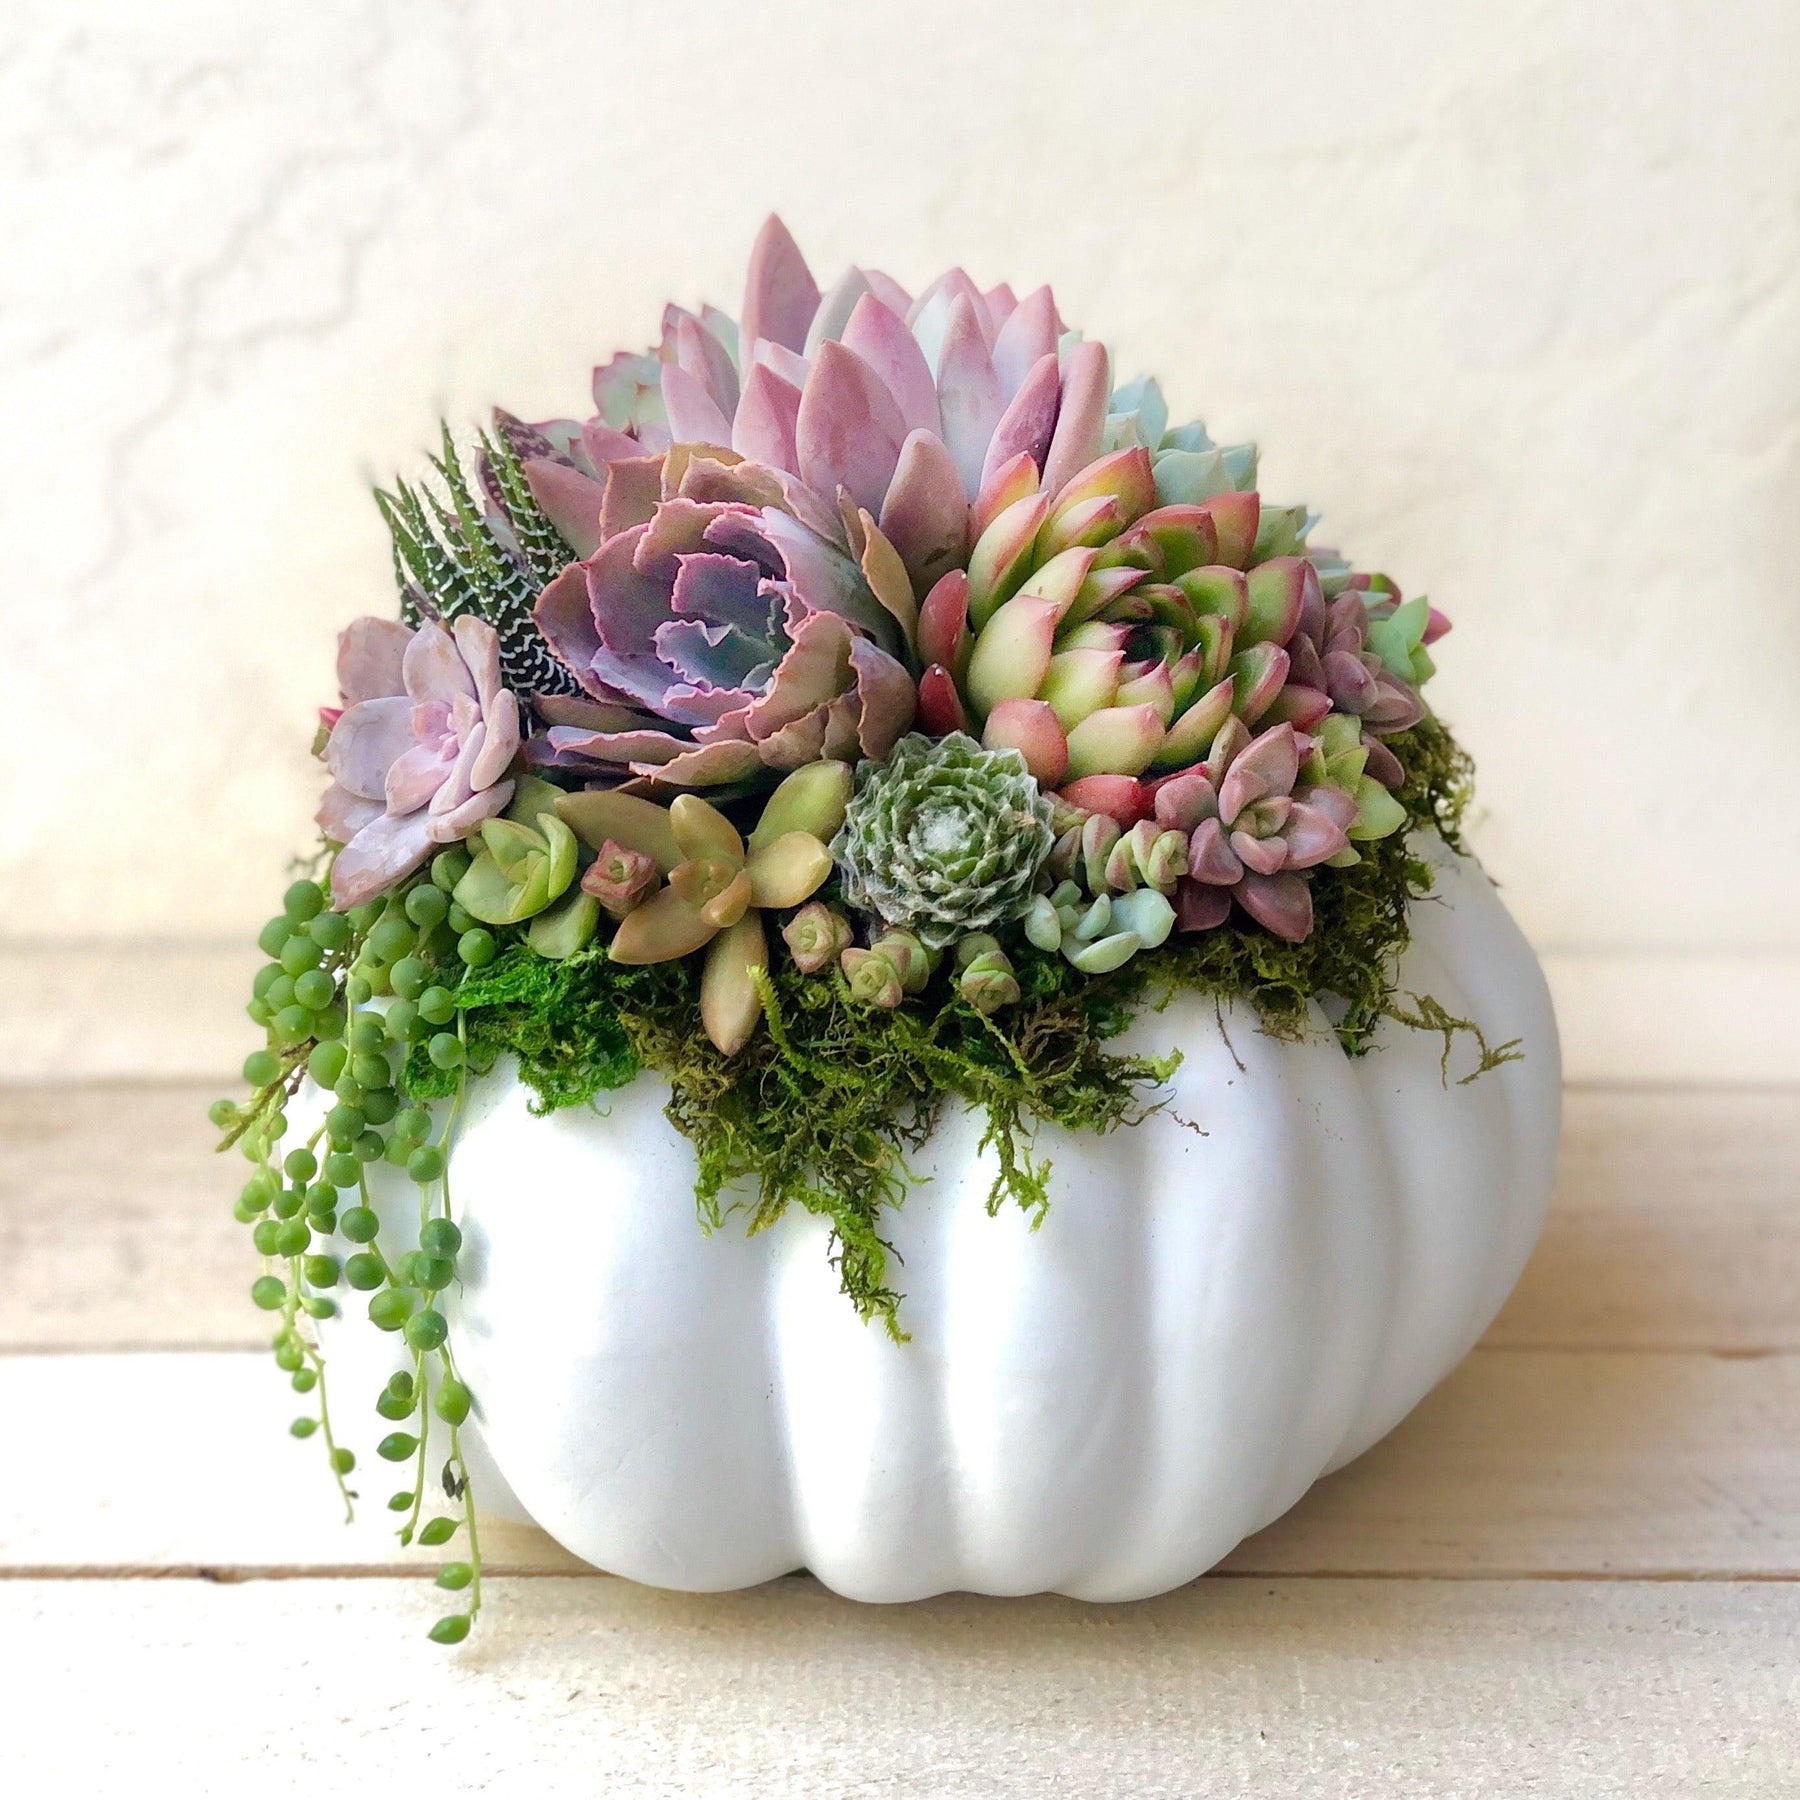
526, 452, 916, 790
318, 614, 521, 908
510, 215, 1111, 599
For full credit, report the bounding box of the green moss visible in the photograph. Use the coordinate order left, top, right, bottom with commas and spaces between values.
397, 716, 1495, 1332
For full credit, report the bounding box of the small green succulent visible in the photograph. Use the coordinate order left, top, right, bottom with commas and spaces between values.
831, 733, 1055, 951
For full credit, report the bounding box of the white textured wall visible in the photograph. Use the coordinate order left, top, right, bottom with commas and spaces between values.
1, 0, 1795, 951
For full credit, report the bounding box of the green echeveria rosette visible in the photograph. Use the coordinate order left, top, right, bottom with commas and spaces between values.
832, 733, 1055, 951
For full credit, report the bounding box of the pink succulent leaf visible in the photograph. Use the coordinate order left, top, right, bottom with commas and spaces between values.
917, 664, 970, 735
1235, 870, 1313, 942
795, 339, 908, 516
328, 810, 438, 910
753, 339, 811, 389
840, 294, 941, 437
1362, 735, 1406, 790
991, 286, 1059, 399
1174, 878, 1232, 933
660, 362, 734, 447
669, 308, 739, 416
1058, 773, 1149, 826
385, 738, 456, 816
907, 267, 992, 369
845, 635, 918, 758
802, 267, 874, 359
1302, 783, 1361, 834
980, 353, 1061, 493
983, 696, 1069, 788
1323, 648, 1380, 713
862, 268, 913, 317
1217, 724, 1300, 822
336, 617, 412, 707
1038, 340, 1110, 499
1187, 816, 1245, 885
740, 215, 820, 356
936, 292, 1007, 500
316, 783, 381, 846
327, 696, 415, 801
878, 430, 969, 587
1152, 767, 1220, 833
1283, 798, 1352, 870
450, 616, 503, 709
471, 688, 521, 789
580, 420, 643, 470
427, 776, 513, 843
1230, 829, 1290, 877
916, 569, 972, 672
533, 563, 606, 695
1423, 606, 1453, 646
401, 621, 478, 708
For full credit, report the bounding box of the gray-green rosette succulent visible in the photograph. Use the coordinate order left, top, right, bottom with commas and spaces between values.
832, 732, 1054, 950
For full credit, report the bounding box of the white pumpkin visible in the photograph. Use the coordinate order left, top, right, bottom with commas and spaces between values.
323, 835, 1558, 1601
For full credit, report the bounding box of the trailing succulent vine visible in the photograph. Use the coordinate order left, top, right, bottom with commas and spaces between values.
218, 215, 1511, 1644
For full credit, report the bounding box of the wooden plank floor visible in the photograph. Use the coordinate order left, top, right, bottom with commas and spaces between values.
4, 1080, 1797, 1793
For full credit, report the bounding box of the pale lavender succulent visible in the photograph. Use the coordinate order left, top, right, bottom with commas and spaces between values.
510, 215, 1113, 595
529, 452, 915, 790
318, 615, 521, 908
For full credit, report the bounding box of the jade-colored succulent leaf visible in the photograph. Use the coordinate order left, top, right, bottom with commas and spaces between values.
504, 774, 567, 830
450, 851, 520, 926
670, 794, 745, 866
747, 761, 853, 852
745, 832, 833, 910
608, 885, 719, 965
556, 790, 682, 872
526, 889, 601, 960
1067, 930, 1141, 974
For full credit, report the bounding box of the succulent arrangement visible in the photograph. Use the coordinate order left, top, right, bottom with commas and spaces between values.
216, 218, 1490, 1643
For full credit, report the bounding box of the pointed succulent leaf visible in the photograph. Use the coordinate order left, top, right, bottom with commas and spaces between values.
1242, 557, 1315, 648
740, 215, 820, 357
1252, 504, 1309, 562
877, 430, 970, 591
966, 493, 1050, 630
1235, 869, 1313, 942
1232, 642, 1291, 723
669, 793, 745, 867
970, 451, 1041, 544
965, 596, 1062, 717
1057, 773, 1147, 825
796, 340, 908, 515
916, 569, 973, 675
981, 697, 1068, 788
840, 294, 940, 437
1040, 646, 1125, 731
1196, 492, 1260, 570
1065, 703, 1165, 779
917, 663, 971, 735
1038, 340, 1111, 499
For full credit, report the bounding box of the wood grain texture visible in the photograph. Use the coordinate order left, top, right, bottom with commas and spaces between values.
5, 1576, 1796, 1797
5, 1084, 1794, 1353
4, 1350, 1797, 1580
